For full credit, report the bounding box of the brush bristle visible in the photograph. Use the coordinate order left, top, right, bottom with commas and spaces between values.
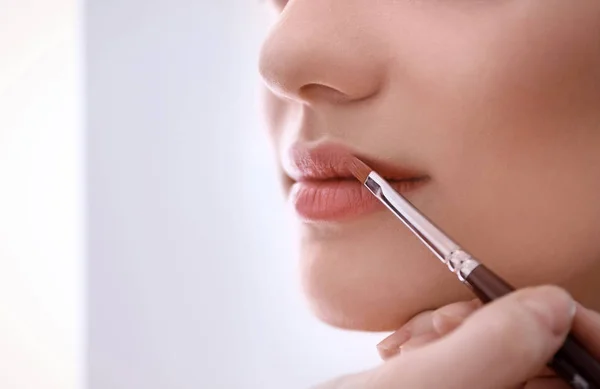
348, 157, 372, 183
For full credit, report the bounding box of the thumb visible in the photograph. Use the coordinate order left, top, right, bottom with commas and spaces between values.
380, 285, 575, 389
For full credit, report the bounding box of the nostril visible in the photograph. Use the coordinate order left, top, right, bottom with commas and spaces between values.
257, 1, 386, 106
299, 84, 354, 104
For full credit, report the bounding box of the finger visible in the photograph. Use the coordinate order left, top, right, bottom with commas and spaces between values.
572, 303, 600, 359
535, 366, 557, 378
524, 376, 570, 389
376, 286, 575, 389
377, 310, 434, 360
377, 330, 410, 360
400, 332, 441, 353
431, 299, 481, 335
377, 300, 479, 360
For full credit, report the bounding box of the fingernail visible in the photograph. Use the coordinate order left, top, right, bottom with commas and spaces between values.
519, 286, 575, 336
377, 330, 410, 360
376, 311, 436, 360
570, 301, 577, 318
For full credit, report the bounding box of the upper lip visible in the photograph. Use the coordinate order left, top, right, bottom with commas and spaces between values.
283, 143, 426, 182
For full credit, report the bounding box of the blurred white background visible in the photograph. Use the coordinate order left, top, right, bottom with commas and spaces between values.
2, 1, 383, 388
0, 0, 83, 388
87, 1, 383, 388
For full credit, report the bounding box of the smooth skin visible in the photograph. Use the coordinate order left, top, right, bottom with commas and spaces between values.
260, 0, 600, 330
316, 286, 600, 389
259, 0, 600, 387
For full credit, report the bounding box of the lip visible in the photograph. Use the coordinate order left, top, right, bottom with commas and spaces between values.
283, 143, 429, 221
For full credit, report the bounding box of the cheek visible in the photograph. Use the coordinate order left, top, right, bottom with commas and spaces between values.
386, 2, 600, 289
393, 0, 600, 125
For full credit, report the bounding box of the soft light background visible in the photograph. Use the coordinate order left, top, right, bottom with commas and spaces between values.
0, 0, 84, 388
2, 1, 383, 388
87, 1, 385, 388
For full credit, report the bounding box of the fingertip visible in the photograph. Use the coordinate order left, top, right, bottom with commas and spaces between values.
572, 302, 600, 360
377, 344, 400, 361
376, 330, 409, 360
518, 286, 575, 337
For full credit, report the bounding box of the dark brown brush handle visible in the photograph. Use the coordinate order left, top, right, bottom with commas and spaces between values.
466, 265, 600, 389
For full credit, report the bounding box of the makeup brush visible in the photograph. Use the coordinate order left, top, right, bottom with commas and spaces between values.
349, 157, 600, 389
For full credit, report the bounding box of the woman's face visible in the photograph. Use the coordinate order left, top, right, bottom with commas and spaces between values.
259, 0, 600, 331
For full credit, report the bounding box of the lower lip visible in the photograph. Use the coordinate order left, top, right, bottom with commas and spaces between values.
290, 178, 427, 221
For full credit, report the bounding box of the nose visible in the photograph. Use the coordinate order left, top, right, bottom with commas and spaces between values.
259, 2, 387, 104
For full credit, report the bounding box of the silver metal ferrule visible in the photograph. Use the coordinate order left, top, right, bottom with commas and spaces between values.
364, 172, 481, 281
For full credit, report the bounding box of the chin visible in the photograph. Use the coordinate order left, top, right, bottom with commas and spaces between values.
296, 215, 474, 331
